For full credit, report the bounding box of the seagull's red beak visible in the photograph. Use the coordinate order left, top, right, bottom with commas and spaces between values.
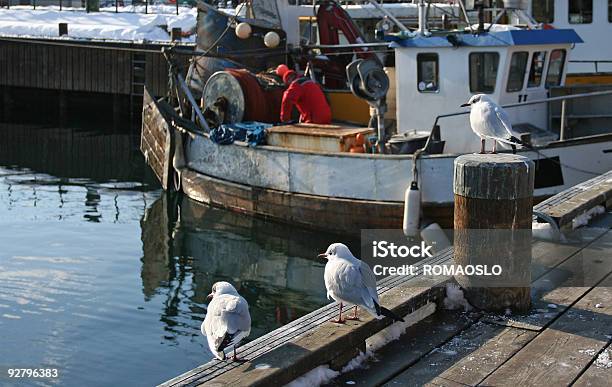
460, 103, 470, 107
206, 293, 214, 302
317, 253, 328, 263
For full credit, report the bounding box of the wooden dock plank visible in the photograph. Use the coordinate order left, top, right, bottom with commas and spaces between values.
485, 227, 612, 331
573, 343, 612, 387
372, 221, 612, 387
179, 284, 443, 386
329, 311, 478, 387
533, 170, 612, 228
480, 273, 612, 386
385, 323, 536, 387
338, 226, 612, 386
160, 250, 453, 387
157, 165, 612, 386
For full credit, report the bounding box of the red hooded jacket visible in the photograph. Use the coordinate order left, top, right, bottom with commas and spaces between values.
280, 78, 332, 124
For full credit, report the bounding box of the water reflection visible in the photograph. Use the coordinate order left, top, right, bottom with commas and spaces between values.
0, 121, 358, 385
140, 193, 357, 344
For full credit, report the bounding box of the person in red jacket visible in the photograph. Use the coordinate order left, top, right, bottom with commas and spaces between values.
279, 70, 332, 124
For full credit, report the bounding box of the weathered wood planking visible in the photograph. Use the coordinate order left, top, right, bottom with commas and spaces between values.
573, 343, 612, 387
385, 323, 537, 387
141, 88, 174, 190
330, 311, 479, 387
534, 170, 612, 228
159, 250, 454, 387
486, 227, 612, 331
360, 215, 612, 387
481, 273, 612, 386
453, 154, 534, 312
161, 175, 612, 386
0, 38, 193, 97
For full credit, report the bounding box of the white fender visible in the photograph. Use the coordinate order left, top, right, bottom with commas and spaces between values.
403, 181, 421, 237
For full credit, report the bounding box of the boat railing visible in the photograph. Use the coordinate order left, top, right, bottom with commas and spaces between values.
568, 60, 612, 73
2, 0, 185, 15
423, 88, 612, 153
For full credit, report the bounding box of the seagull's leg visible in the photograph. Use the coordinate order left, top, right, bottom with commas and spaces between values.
231, 345, 246, 362
480, 138, 486, 154
332, 302, 345, 323
492, 140, 497, 154
346, 306, 359, 321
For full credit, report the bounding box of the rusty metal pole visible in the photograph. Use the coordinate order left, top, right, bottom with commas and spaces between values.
453, 153, 534, 313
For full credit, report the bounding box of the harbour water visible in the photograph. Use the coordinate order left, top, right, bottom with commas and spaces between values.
0, 122, 352, 386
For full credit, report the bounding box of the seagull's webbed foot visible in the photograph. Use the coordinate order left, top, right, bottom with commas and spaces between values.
231, 347, 247, 363
345, 306, 360, 321
331, 302, 346, 324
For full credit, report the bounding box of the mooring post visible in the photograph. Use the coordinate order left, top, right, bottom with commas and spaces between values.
171, 28, 182, 42
453, 153, 534, 313
59, 23, 68, 37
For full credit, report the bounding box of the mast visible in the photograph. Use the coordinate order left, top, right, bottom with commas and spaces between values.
417, 0, 429, 35
364, 0, 410, 33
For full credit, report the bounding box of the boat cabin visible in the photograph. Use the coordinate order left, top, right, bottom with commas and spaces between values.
392, 28, 582, 153
528, 0, 612, 74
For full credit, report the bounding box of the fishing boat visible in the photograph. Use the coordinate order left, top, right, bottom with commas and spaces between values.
142, 0, 612, 234
526, 0, 612, 85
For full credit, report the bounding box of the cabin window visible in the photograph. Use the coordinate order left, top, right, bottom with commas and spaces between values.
417, 54, 439, 92
469, 52, 499, 94
532, 0, 555, 23
528, 51, 547, 88
569, 0, 593, 24
609, 0, 612, 22
545, 49, 566, 88
506, 52, 528, 92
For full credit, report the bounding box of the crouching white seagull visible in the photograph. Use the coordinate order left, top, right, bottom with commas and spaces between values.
201, 281, 251, 361
461, 94, 522, 154
318, 243, 404, 323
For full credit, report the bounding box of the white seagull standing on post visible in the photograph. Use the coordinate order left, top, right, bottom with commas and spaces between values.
461, 94, 522, 154
318, 243, 404, 324
201, 281, 251, 361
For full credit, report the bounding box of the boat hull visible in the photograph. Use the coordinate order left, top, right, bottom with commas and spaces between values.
142, 91, 612, 233
181, 133, 612, 232
181, 168, 454, 232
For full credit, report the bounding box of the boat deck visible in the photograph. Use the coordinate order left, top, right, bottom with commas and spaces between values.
160, 171, 612, 387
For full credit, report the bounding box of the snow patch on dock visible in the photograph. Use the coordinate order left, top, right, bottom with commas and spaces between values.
284, 365, 339, 387
0, 6, 197, 42
283, 302, 437, 387
572, 205, 605, 229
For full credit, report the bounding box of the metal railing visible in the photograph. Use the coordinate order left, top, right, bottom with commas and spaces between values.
423, 88, 612, 151
1, 0, 196, 15
569, 60, 612, 73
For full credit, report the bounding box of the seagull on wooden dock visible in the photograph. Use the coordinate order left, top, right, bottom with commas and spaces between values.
461, 94, 522, 154
201, 281, 251, 361
318, 243, 404, 324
